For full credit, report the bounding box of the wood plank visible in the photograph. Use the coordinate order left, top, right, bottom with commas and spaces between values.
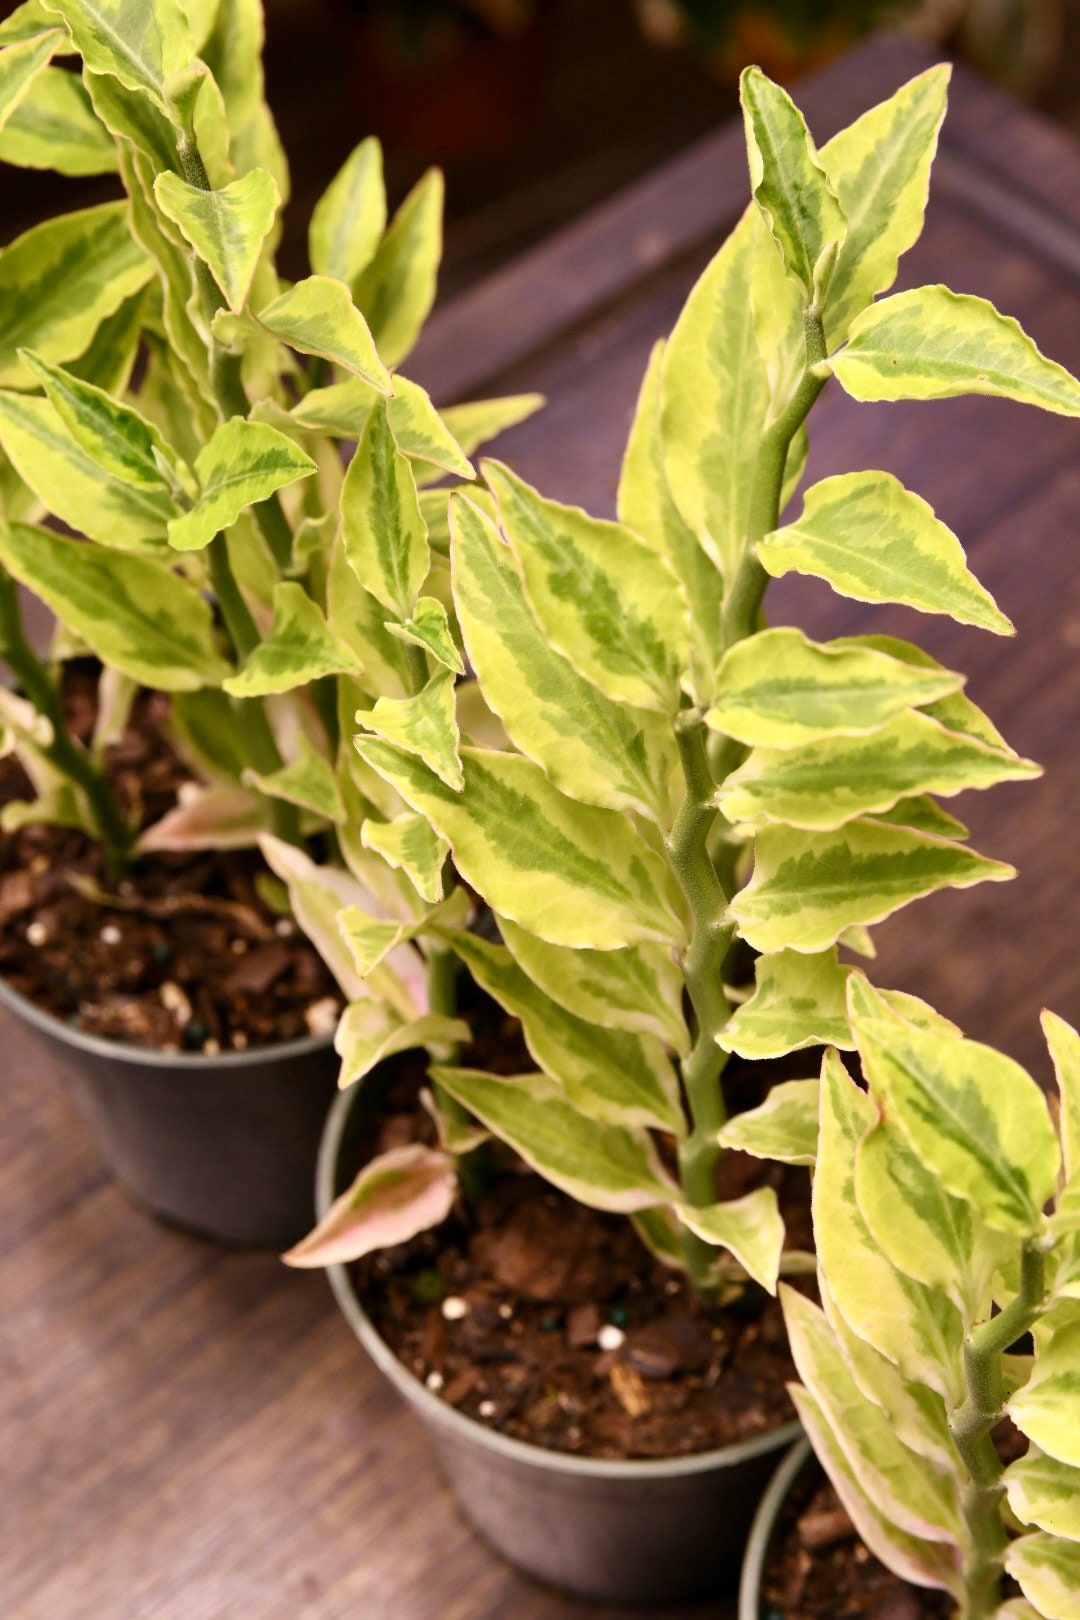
5, 36, 1080, 1620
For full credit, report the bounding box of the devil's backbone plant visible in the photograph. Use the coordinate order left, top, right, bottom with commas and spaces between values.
289, 63, 1079, 1296
784, 975, 1080, 1620
0, 0, 538, 1052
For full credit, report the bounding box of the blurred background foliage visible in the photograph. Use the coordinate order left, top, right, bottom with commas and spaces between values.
1, 0, 1077, 292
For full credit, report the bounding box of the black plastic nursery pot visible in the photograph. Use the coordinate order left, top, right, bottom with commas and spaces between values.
0, 973, 338, 1248
739, 1436, 813, 1620
317, 1080, 803, 1606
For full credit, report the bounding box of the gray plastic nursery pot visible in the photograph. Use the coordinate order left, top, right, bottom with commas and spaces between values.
0, 973, 338, 1247
738, 1436, 813, 1620
317, 1080, 803, 1606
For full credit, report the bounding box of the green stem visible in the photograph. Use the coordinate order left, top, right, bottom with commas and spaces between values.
0, 573, 133, 864
665, 309, 829, 1293
949, 1240, 1047, 1620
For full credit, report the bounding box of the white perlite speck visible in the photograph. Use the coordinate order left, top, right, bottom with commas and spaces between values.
598, 1324, 626, 1352
441, 1297, 468, 1322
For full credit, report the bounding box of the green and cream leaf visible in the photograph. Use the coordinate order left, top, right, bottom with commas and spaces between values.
759, 471, 1013, 633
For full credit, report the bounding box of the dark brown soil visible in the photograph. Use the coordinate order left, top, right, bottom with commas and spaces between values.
352, 1024, 814, 1462
0, 663, 342, 1051
762, 1474, 955, 1620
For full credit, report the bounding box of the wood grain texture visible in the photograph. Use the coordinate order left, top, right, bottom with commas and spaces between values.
4, 34, 1080, 1619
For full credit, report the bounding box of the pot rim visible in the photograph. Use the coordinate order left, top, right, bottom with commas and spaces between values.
0, 968, 334, 1070
318, 1080, 804, 1483
738, 1434, 813, 1620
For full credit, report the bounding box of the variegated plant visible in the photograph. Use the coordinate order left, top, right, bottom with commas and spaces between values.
288, 65, 1079, 1296
0, 0, 538, 1061
786, 976, 1080, 1620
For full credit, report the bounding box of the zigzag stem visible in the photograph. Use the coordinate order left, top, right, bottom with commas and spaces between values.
666, 308, 827, 1293
949, 1239, 1048, 1620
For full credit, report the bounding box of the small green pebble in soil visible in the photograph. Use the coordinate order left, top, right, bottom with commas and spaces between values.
540, 1314, 561, 1333
411, 1269, 445, 1305
152, 943, 172, 964
183, 1019, 209, 1049
609, 1306, 629, 1326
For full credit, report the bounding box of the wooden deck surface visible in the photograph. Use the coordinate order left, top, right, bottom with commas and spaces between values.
5, 34, 1080, 1620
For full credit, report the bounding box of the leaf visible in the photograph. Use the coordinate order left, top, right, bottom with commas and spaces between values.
485, 458, 688, 715
852, 1011, 1060, 1237
449, 493, 677, 824
289, 376, 375, 437
1006, 1449, 1080, 1543
138, 782, 265, 850
354, 738, 684, 951
814, 1049, 965, 1400
793, 1388, 962, 1597
855, 1113, 1007, 1322
361, 812, 448, 906
719, 947, 853, 1058
759, 471, 1013, 634
0, 388, 174, 547
717, 1079, 819, 1165
439, 393, 544, 457
871, 795, 969, 841
718, 709, 1038, 831
618, 339, 723, 705
498, 915, 689, 1057
1010, 1321, 1080, 1467
817, 1274, 957, 1471
65, 286, 146, 395
0, 520, 229, 690
445, 931, 685, 1137
338, 889, 469, 979
258, 833, 425, 1015
201, 0, 288, 205
1044, 1010, 1080, 1186
820, 66, 950, 348
154, 167, 279, 313
245, 735, 344, 823
168, 419, 315, 552
326, 533, 409, 699
256, 275, 391, 393
283, 1144, 456, 1268
21, 349, 182, 493
677, 1188, 784, 1293
783, 1288, 961, 1542
335, 1001, 470, 1090
833, 632, 1014, 753
355, 668, 462, 791
832, 286, 1080, 414
385, 595, 463, 676
308, 134, 385, 287
388, 376, 474, 480
706, 627, 963, 748
227, 582, 365, 697
41, 0, 193, 109
661, 208, 769, 580
354, 168, 442, 368
432, 1066, 677, 1214
0, 200, 151, 386
731, 819, 1012, 955
341, 402, 429, 619
1006, 1533, 1080, 1620
0, 29, 61, 132
740, 66, 846, 301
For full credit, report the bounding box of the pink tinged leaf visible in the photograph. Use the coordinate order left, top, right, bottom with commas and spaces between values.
282, 1145, 457, 1267
138, 784, 266, 852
